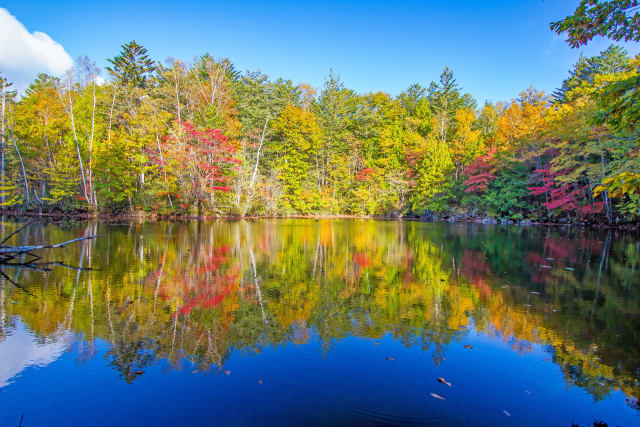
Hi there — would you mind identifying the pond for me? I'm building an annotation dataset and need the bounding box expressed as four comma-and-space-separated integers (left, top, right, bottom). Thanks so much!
0, 219, 638, 426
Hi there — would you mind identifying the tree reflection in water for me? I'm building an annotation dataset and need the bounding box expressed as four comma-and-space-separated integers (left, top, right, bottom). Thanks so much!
0, 219, 637, 404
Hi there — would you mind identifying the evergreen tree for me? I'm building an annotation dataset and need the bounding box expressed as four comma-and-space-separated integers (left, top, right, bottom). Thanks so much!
107, 40, 156, 88
314, 70, 360, 209
427, 67, 464, 116
398, 83, 426, 116
554, 45, 629, 103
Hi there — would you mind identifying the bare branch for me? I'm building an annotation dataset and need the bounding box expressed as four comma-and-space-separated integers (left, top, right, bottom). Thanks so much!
0, 235, 100, 254
0, 219, 37, 245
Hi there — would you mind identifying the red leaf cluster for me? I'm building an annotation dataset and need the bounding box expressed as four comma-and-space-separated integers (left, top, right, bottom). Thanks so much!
355, 167, 374, 182
528, 169, 604, 219
176, 121, 241, 195
353, 253, 371, 267
464, 151, 496, 193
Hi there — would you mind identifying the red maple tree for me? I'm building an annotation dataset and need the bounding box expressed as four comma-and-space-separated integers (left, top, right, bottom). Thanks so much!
528, 168, 604, 220
181, 121, 241, 195
464, 150, 497, 193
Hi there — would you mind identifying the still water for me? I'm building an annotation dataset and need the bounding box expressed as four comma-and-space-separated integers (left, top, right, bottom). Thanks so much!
0, 219, 638, 426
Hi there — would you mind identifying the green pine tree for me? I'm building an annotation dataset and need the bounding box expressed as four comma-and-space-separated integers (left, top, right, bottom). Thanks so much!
107, 40, 156, 88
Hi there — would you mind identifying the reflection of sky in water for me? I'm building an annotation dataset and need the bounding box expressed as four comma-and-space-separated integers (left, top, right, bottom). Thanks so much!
0, 319, 67, 388
0, 318, 636, 426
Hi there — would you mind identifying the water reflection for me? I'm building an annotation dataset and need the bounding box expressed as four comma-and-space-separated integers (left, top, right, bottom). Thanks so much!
0, 219, 638, 422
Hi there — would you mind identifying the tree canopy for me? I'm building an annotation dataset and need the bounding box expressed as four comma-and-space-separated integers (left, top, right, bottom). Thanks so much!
0, 19, 637, 225
551, 0, 640, 47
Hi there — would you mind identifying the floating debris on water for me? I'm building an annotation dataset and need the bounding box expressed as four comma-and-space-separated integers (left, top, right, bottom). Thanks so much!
385, 357, 395, 361
531, 291, 540, 295
503, 410, 511, 417
224, 370, 231, 375
437, 377, 452, 387
540, 265, 552, 269
430, 392, 445, 400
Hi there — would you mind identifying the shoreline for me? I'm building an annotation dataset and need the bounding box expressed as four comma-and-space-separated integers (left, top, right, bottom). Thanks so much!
1, 210, 638, 231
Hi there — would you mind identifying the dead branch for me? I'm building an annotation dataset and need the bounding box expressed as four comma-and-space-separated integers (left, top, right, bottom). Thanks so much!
0, 269, 33, 295
0, 219, 37, 245
0, 235, 100, 255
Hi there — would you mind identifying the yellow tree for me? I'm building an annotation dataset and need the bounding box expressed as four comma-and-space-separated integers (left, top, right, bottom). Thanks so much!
272, 105, 322, 213
14, 74, 68, 203
411, 136, 454, 213
450, 107, 484, 178
496, 87, 547, 153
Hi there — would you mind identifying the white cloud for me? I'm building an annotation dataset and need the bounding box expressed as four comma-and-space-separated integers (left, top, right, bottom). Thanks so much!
0, 7, 73, 91
0, 319, 68, 388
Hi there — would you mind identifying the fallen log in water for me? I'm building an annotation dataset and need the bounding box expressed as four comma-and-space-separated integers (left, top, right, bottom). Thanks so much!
0, 220, 99, 264
0, 235, 99, 254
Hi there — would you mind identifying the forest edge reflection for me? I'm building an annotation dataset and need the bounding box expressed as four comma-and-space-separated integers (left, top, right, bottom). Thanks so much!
0, 219, 637, 409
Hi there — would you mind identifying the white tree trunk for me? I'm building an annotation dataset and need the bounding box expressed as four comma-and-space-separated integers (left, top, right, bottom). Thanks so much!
57, 75, 90, 203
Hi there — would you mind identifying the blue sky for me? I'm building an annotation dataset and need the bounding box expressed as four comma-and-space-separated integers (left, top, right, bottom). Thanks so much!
0, 0, 638, 102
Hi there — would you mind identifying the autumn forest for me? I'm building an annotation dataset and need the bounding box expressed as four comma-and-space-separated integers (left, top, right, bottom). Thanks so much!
1, 2, 640, 424
0, 4, 639, 224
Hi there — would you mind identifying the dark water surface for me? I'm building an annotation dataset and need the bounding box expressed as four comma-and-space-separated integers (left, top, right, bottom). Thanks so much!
0, 219, 638, 426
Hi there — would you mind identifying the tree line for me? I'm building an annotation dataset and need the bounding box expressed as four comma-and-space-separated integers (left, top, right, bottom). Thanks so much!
0, 3, 638, 222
